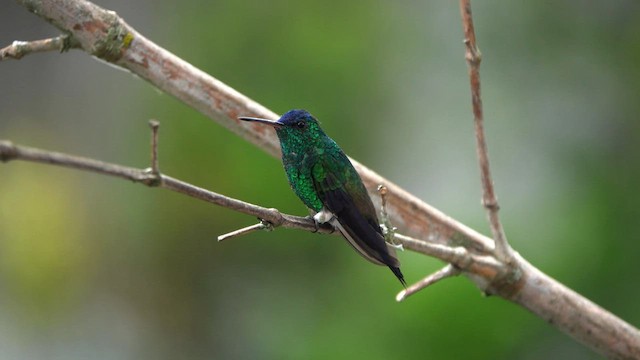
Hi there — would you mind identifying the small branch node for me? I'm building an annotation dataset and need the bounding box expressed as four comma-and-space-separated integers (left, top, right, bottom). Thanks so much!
452, 246, 472, 268
377, 184, 388, 199
482, 198, 500, 211
60, 34, 76, 53
259, 218, 275, 232
141, 167, 162, 187
149, 119, 160, 129
463, 39, 482, 65
0, 140, 17, 162
266, 208, 285, 227
396, 264, 461, 302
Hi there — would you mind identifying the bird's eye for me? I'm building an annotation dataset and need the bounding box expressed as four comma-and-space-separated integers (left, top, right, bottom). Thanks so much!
296, 121, 306, 129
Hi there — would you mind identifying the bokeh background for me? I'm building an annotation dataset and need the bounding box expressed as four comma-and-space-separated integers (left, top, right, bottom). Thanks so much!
1, 1, 639, 359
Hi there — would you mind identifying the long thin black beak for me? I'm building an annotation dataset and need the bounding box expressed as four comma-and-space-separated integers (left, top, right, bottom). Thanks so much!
238, 116, 283, 127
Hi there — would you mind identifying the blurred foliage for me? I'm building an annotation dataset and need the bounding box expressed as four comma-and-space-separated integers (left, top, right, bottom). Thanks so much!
1, 1, 640, 359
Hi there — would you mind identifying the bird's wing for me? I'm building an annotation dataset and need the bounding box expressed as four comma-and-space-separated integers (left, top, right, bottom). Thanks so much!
311, 153, 400, 268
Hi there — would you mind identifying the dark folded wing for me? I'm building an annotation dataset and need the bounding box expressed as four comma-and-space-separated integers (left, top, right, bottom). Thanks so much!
311, 155, 400, 268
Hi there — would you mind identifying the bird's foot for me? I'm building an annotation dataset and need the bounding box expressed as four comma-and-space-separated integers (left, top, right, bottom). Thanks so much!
306, 215, 321, 233
313, 209, 334, 224
381, 223, 404, 251
306, 209, 336, 234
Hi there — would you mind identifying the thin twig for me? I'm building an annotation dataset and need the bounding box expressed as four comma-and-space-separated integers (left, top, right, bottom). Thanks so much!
218, 221, 273, 242
396, 264, 461, 302
377, 184, 401, 249
149, 120, 160, 175
0, 140, 331, 235
458, 0, 512, 262
395, 233, 502, 279
0, 35, 78, 61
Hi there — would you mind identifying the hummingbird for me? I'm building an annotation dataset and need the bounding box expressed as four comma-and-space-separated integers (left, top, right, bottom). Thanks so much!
239, 109, 405, 286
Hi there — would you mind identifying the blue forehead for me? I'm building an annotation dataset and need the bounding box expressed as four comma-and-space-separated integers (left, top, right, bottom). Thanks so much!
278, 109, 315, 125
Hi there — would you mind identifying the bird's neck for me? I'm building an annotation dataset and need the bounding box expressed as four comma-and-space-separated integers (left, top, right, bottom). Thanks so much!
278, 133, 329, 159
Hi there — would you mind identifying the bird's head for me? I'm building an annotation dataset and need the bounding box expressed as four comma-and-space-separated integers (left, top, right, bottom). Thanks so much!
239, 109, 326, 152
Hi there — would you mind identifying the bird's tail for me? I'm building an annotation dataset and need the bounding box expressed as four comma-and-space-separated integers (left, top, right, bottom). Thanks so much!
388, 264, 406, 288
331, 218, 406, 287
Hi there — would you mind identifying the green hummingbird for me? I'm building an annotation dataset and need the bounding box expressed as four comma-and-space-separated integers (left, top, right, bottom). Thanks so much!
239, 109, 405, 286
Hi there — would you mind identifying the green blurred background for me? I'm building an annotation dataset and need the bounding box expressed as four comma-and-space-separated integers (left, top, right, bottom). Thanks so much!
1, 1, 639, 359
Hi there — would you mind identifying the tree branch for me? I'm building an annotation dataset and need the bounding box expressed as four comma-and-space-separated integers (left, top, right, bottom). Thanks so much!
0, 139, 332, 234
3, 135, 640, 358
218, 221, 274, 242
397, 264, 461, 302
0, 139, 491, 275
4, 1, 640, 358
459, 0, 513, 263
11, 0, 493, 255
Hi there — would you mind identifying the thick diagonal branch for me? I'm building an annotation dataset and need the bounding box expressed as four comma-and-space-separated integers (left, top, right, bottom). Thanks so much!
5, 1, 640, 358
12, 0, 492, 256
